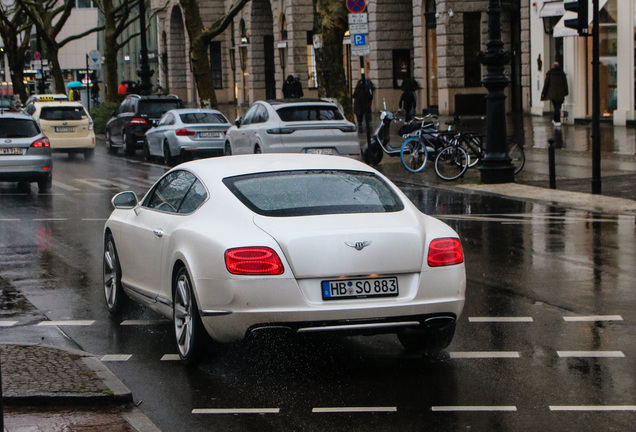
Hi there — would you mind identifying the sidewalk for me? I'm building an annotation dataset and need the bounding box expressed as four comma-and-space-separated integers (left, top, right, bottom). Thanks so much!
1, 343, 159, 432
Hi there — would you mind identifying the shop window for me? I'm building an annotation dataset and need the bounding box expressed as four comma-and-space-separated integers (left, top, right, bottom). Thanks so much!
209, 41, 223, 89
463, 12, 482, 87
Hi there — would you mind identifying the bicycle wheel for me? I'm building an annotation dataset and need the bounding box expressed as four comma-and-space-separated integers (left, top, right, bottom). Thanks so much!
508, 140, 525, 174
434, 144, 469, 181
463, 135, 483, 168
400, 138, 428, 173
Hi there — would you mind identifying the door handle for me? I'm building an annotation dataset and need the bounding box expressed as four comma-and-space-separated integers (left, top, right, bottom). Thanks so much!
153, 229, 164, 238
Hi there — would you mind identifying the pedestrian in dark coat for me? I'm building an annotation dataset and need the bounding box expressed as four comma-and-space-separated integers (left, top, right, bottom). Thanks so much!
353, 78, 374, 132
292, 75, 304, 98
541, 62, 568, 127
282, 75, 295, 98
399, 90, 416, 122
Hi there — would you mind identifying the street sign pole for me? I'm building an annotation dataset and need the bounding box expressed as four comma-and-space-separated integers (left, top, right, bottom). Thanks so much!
591, 0, 600, 194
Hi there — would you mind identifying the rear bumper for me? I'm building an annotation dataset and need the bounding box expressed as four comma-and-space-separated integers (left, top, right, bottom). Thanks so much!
50, 134, 95, 149
0, 156, 52, 182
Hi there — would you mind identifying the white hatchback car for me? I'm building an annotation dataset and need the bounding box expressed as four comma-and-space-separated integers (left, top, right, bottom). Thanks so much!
225, 99, 361, 159
104, 154, 465, 363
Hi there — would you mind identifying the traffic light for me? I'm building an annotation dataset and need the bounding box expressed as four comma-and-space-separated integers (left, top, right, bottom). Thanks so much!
564, 1, 589, 36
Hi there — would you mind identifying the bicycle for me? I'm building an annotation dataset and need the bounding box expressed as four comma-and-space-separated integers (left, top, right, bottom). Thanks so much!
398, 115, 449, 173
434, 140, 470, 181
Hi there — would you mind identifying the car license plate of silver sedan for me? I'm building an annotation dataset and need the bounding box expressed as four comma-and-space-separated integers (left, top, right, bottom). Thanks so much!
55, 126, 74, 133
0, 147, 23, 155
322, 276, 399, 300
199, 132, 220, 138
306, 148, 334, 155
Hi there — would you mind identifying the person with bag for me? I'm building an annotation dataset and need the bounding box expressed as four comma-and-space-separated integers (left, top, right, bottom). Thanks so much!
541, 61, 568, 127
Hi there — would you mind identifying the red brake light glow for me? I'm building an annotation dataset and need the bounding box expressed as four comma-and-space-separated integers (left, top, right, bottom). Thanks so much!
129, 117, 148, 126
225, 247, 284, 275
175, 128, 196, 136
31, 137, 50, 148
428, 238, 464, 267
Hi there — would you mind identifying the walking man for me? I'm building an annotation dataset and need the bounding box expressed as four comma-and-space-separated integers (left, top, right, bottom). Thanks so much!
541, 61, 568, 127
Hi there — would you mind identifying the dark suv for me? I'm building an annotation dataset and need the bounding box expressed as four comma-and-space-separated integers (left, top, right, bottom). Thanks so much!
105, 94, 184, 156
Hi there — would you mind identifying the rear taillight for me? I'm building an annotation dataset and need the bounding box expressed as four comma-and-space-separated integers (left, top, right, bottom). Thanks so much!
427, 238, 463, 267
129, 117, 148, 126
225, 247, 284, 275
31, 137, 50, 148
175, 128, 196, 136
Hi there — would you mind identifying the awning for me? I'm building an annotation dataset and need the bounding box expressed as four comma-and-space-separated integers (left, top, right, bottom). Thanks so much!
553, 0, 609, 38
539, 1, 564, 18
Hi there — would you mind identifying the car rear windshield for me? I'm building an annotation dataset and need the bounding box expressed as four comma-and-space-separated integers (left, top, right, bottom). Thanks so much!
223, 170, 404, 217
276, 105, 344, 122
0, 118, 40, 138
139, 101, 183, 116
179, 112, 228, 124
40, 106, 87, 121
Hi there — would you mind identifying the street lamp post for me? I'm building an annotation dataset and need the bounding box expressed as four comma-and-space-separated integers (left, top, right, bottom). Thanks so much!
137, 0, 153, 96
478, 0, 515, 184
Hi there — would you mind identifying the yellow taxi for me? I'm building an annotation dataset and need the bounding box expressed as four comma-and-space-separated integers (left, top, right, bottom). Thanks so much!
24, 100, 95, 160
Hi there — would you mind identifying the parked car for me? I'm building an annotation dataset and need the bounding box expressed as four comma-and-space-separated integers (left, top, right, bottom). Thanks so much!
103, 154, 465, 363
23, 100, 95, 160
0, 98, 18, 112
105, 94, 184, 156
0, 112, 52, 192
143, 108, 231, 166
224, 99, 360, 159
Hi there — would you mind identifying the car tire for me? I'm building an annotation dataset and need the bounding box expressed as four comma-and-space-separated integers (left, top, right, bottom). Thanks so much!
142, 139, 151, 162
254, 145, 261, 154
83, 148, 95, 161
103, 233, 130, 315
37, 174, 52, 193
224, 142, 232, 156
397, 321, 456, 354
123, 131, 135, 157
163, 141, 176, 166
173, 266, 207, 364
106, 129, 117, 154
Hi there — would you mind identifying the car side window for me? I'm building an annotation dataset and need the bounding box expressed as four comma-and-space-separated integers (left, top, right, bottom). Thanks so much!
143, 170, 197, 213
242, 105, 258, 125
179, 179, 207, 213
25, 105, 36, 116
254, 105, 269, 123
159, 113, 174, 126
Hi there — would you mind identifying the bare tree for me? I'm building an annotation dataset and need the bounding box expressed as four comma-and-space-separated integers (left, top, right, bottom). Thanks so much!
0, 1, 32, 102
178, 0, 250, 108
313, 0, 350, 116
16, 0, 104, 93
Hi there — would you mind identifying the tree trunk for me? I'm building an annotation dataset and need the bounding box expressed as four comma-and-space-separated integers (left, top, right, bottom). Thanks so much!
191, 36, 217, 108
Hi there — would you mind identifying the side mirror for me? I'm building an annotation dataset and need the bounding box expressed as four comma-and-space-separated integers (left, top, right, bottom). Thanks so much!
235, 117, 242, 128
111, 191, 138, 209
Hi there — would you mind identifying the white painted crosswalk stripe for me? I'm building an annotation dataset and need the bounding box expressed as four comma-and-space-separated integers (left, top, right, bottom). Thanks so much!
563, 315, 623, 322
0, 321, 18, 327
557, 351, 625, 358
550, 405, 636, 411
193, 408, 280, 414
120, 320, 169, 325
469, 317, 534, 323
161, 354, 181, 361
450, 351, 521, 359
101, 354, 132, 361
432, 406, 517, 412
37, 320, 95, 326
312, 407, 397, 413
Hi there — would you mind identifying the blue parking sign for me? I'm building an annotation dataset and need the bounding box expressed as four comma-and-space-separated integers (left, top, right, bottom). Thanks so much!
353, 34, 366, 46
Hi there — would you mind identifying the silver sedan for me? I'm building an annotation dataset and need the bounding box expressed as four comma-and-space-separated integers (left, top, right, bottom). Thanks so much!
143, 108, 231, 165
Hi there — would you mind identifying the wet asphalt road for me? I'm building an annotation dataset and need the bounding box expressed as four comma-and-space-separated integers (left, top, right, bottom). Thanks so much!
1, 142, 635, 431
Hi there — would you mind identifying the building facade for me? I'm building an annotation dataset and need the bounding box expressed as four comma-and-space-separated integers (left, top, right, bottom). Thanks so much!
151, 0, 530, 117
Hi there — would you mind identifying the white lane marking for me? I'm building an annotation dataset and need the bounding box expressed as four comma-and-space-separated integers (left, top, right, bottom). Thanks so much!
161, 354, 181, 361
116, 177, 156, 188
37, 320, 95, 326
550, 406, 636, 411
0, 218, 20, 221
193, 408, 280, 414
432, 406, 517, 412
32, 218, 68, 221
0, 321, 18, 327
312, 407, 397, 413
81, 218, 108, 221
450, 351, 521, 359
469, 317, 534, 323
121, 320, 169, 325
557, 351, 625, 358
563, 315, 623, 322
52, 180, 80, 191
101, 354, 132, 361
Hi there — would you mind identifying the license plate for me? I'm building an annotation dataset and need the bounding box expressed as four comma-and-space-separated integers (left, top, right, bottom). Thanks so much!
306, 148, 334, 155
55, 126, 74, 133
199, 132, 220, 138
322, 276, 399, 300
0, 147, 23, 155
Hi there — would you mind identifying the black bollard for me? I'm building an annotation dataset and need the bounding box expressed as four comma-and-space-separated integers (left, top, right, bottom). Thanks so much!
548, 138, 556, 189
